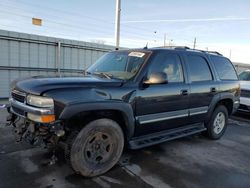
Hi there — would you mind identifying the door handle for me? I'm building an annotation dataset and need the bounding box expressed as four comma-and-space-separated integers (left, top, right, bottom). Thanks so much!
210, 87, 217, 93
181, 89, 189, 96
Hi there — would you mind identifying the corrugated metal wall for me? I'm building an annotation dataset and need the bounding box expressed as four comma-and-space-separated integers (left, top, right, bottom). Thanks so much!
0, 30, 115, 98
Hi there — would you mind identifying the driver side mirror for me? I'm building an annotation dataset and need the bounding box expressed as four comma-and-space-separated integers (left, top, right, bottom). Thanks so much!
143, 72, 168, 85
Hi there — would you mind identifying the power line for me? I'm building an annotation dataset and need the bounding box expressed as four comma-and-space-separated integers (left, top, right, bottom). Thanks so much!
0, 7, 163, 43
3, 0, 112, 23
0, 6, 113, 33
0, 23, 84, 40
0, 1, 198, 48
1, 0, 157, 34
0, 21, 195, 48
0, 10, 112, 35
0, 2, 113, 28
0, 3, 161, 42
0, 13, 161, 46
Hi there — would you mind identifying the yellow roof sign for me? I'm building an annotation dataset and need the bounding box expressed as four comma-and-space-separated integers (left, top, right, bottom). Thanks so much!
32, 18, 42, 26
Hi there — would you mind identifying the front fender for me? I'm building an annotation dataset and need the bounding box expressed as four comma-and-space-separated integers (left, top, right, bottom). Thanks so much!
59, 101, 135, 139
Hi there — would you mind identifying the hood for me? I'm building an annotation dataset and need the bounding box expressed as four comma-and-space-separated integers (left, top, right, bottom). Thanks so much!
240, 81, 250, 90
14, 75, 123, 95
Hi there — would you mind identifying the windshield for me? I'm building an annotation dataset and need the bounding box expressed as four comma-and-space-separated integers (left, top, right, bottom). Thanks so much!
86, 51, 149, 80
239, 71, 250, 81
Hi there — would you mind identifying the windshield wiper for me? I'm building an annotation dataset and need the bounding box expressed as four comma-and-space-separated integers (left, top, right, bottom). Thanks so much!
91, 72, 113, 79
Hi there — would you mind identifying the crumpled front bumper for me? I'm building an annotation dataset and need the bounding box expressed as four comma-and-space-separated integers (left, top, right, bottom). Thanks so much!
8, 98, 64, 147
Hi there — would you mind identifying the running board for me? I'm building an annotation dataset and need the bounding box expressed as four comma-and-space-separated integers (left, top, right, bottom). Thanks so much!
129, 123, 207, 149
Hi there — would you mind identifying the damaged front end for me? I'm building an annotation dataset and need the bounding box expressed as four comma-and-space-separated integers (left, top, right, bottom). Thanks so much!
7, 90, 65, 149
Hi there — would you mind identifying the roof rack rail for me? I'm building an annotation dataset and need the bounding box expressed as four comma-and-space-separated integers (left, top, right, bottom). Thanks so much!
155, 46, 222, 56
174, 46, 190, 50
157, 46, 190, 49
206, 51, 222, 56
194, 49, 222, 56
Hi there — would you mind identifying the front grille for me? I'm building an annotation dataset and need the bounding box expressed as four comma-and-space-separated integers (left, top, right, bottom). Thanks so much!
11, 90, 26, 103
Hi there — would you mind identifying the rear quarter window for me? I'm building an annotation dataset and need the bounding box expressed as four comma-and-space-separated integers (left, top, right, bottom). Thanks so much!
210, 56, 238, 80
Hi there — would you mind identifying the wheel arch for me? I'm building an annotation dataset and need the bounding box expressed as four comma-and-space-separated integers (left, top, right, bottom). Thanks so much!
206, 93, 234, 123
59, 101, 135, 140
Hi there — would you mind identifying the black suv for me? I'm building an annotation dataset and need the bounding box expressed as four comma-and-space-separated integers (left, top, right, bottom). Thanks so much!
8, 47, 240, 177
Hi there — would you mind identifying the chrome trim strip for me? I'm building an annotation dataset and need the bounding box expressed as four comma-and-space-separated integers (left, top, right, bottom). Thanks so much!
12, 89, 26, 97
136, 106, 209, 125
189, 106, 208, 116
140, 114, 188, 124
189, 110, 208, 116
234, 101, 240, 104
136, 109, 189, 124
10, 98, 54, 116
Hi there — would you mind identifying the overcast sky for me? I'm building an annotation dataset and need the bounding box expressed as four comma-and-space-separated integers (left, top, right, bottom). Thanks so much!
0, 0, 250, 64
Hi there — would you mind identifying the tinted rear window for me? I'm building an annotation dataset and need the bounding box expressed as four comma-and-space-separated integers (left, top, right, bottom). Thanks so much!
186, 55, 212, 82
210, 56, 238, 80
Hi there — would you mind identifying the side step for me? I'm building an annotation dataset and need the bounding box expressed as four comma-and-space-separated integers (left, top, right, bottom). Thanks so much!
129, 123, 207, 149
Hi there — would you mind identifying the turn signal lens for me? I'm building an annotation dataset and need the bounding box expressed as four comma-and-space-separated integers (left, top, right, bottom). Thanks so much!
27, 113, 55, 123
41, 115, 55, 123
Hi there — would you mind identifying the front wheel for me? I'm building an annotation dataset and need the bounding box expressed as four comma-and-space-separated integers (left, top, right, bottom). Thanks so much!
205, 105, 228, 140
70, 118, 124, 177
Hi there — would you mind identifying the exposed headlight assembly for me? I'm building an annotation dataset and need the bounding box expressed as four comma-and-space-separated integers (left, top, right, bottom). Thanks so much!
27, 95, 54, 108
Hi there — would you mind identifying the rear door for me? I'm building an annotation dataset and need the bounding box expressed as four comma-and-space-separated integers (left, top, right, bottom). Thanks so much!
184, 53, 219, 124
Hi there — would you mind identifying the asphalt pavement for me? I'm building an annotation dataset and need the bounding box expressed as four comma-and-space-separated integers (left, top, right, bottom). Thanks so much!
0, 108, 250, 188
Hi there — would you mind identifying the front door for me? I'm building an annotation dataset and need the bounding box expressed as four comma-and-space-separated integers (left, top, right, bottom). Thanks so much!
135, 52, 189, 136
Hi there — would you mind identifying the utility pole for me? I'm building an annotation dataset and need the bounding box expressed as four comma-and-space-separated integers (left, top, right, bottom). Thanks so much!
164, 33, 166, 47
115, 0, 121, 50
193, 37, 196, 49
57, 41, 61, 77
229, 49, 232, 59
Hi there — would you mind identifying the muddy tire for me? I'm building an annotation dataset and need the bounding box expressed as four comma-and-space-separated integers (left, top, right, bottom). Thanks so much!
205, 105, 228, 140
70, 118, 124, 177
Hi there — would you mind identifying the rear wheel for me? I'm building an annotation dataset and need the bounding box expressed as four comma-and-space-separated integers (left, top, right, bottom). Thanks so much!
205, 105, 228, 140
70, 118, 124, 177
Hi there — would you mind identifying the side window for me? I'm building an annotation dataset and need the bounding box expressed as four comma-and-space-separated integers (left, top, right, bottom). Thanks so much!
210, 56, 238, 80
186, 55, 212, 82
148, 53, 184, 83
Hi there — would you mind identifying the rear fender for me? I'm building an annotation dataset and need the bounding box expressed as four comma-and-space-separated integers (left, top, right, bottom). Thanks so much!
205, 93, 234, 123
